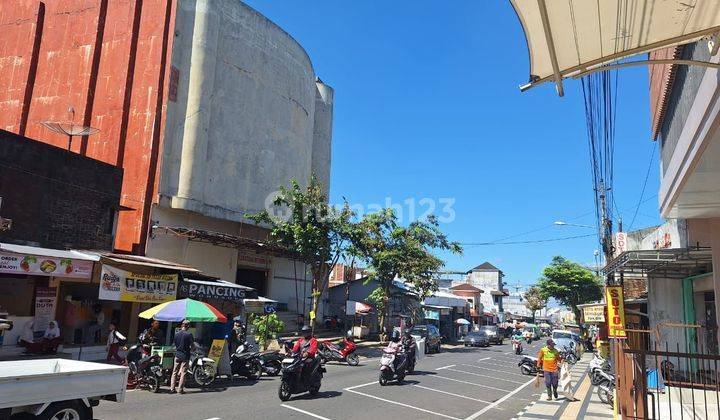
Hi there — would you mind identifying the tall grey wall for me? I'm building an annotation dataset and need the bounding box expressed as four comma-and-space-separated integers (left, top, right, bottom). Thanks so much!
160, 0, 333, 222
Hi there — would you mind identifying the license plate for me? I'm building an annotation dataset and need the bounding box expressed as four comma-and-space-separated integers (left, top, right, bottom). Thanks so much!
282, 358, 295, 364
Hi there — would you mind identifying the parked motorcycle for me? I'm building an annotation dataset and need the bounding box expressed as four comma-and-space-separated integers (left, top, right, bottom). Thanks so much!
595, 369, 615, 405
518, 355, 541, 376
560, 345, 578, 364
230, 342, 262, 380
258, 349, 284, 376
125, 343, 164, 393
318, 337, 359, 366
188, 344, 217, 387
278, 353, 325, 401
379, 346, 408, 386
588, 353, 611, 385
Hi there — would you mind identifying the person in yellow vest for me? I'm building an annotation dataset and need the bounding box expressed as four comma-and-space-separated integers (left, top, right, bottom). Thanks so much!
537, 338, 563, 400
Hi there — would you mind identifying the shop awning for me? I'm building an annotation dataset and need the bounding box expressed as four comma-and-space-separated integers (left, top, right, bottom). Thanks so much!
603, 247, 713, 279
100, 253, 201, 273
179, 278, 257, 301
510, 0, 720, 95
0, 243, 99, 261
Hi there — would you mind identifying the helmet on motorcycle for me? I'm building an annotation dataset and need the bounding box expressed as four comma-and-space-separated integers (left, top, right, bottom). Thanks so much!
391, 330, 401, 342
300, 325, 312, 339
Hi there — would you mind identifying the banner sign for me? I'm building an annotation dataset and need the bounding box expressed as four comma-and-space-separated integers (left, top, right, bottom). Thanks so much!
178, 281, 247, 301
583, 305, 606, 323
0, 252, 93, 278
99, 265, 178, 303
605, 286, 627, 338
208, 339, 226, 364
34, 287, 57, 332
424, 308, 440, 320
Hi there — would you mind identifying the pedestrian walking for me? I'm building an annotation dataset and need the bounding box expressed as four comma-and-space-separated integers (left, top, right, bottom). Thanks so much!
106, 322, 126, 364
537, 338, 563, 400
170, 319, 194, 394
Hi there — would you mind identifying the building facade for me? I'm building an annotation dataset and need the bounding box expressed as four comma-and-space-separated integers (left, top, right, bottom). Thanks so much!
0, 0, 333, 332
456, 262, 507, 318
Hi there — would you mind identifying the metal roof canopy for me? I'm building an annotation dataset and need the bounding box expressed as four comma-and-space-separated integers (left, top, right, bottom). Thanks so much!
510, 0, 720, 96
603, 247, 713, 279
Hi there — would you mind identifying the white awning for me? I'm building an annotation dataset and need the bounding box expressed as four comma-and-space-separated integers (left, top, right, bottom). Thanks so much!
511, 0, 720, 95
0, 243, 99, 261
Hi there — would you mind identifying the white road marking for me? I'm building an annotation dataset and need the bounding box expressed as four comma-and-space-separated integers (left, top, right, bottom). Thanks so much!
281, 404, 332, 420
442, 367, 527, 384
412, 384, 498, 406
345, 388, 461, 420
435, 364, 456, 370
459, 363, 528, 377
477, 357, 491, 362
344, 380, 378, 391
202, 418, 221, 420
464, 377, 536, 420
433, 375, 513, 392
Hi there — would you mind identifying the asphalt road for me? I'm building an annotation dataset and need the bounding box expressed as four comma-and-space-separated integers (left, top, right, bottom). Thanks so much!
95, 339, 546, 420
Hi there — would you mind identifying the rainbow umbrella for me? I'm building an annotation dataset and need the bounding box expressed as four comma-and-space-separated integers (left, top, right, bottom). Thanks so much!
139, 298, 227, 323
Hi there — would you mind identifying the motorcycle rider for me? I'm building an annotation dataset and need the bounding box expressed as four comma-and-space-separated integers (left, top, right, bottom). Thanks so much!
402, 329, 416, 368
292, 326, 319, 378
386, 330, 405, 370
511, 328, 524, 353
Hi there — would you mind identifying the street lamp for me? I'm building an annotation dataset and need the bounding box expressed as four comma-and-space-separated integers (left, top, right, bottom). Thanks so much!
553, 221, 596, 229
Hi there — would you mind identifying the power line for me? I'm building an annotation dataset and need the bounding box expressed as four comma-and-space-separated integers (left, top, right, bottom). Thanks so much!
628, 143, 657, 231
460, 233, 596, 246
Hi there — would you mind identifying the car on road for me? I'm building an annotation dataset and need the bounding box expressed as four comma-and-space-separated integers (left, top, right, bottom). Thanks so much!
552, 329, 585, 354
478, 325, 504, 345
463, 331, 490, 347
410, 324, 442, 354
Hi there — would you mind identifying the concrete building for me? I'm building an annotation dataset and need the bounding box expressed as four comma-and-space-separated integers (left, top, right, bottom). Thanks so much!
0, 1, 333, 333
456, 262, 508, 319
503, 292, 533, 320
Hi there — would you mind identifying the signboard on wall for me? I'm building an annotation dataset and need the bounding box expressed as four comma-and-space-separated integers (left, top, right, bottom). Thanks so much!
99, 265, 177, 303
0, 252, 93, 278
34, 287, 57, 332
178, 280, 248, 301
582, 305, 605, 323
605, 286, 627, 338
615, 232, 627, 255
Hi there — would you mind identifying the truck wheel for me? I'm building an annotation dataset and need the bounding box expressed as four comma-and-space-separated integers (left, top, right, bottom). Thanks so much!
38, 401, 89, 420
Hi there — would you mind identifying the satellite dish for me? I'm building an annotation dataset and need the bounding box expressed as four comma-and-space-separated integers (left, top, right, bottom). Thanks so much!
40, 106, 99, 151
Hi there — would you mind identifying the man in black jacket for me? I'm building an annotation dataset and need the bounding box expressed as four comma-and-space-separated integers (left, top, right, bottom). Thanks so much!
170, 320, 194, 394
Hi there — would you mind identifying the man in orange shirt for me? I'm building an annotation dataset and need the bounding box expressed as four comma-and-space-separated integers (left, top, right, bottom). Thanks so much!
537, 338, 563, 400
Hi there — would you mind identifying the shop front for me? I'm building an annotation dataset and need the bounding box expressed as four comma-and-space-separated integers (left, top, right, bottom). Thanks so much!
0, 243, 98, 357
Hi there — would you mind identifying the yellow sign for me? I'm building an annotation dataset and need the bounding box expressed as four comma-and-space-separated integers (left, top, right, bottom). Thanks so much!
100, 265, 178, 303
209, 339, 225, 364
605, 286, 626, 338
583, 305, 605, 323
309, 310, 316, 321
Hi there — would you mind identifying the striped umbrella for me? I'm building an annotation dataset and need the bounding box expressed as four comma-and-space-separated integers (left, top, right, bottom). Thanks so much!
138, 298, 227, 323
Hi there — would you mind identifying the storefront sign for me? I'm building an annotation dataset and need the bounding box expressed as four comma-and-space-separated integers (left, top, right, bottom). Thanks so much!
209, 339, 226, 364
99, 265, 177, 303
605, 286, 627, 338
178, 281, 246, 301
34, 287, 57, 332
615, 232, 627, 255
0, 252, 93, 278
424, 308, 440, 320
583, 305, 605, 323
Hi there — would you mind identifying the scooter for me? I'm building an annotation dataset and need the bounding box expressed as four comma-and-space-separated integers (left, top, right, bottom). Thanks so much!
258, 348, 284, 376
379, 345, 408, 386
230, 342, 262, 380
512, 338, 523, 355
188, 343, 217, 387
560, 345, 578, 364
595, 370, 615, 406
588, 353, 611, 385
318, 337, 359, 366
278, 353, 325, 401
125, 343, 165, 392
518, 355, 541, 376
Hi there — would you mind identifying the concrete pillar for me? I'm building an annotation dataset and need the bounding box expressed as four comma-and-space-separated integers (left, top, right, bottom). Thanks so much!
710, 218, 720, 348
176, 0, 220, 202
311, 80, 334, 193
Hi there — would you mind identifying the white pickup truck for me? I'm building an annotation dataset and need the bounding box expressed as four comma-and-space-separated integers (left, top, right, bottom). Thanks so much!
0, 359, 128, 420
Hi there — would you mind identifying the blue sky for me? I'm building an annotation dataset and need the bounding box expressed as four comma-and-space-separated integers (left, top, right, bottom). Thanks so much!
246, 0, 662, 287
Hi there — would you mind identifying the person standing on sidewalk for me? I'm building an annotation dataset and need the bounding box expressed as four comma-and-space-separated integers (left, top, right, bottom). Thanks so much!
170, 320, 194, 394
106, 322, 126, 364
537, 338, 563, 400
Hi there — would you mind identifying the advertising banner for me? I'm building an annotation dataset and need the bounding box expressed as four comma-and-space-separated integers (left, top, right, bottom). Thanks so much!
34, 287, 57, 332
178, 281, 248, 301
605, 286, 627, 338
99, 265, 178, 303
0, 252, 93, 278
583, 305, 606, 323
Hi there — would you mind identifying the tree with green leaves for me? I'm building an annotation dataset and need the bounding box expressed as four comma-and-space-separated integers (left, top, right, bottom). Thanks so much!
250, 313, 285, 350
349, 209, 461, 339
245, 176, 354, 330
537, 256, 603, 324
523, 286, 547, 323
